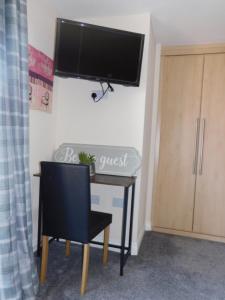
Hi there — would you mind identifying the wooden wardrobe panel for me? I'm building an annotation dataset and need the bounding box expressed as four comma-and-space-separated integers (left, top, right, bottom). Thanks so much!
153, 55, 204, 231
194, 53, 225, 237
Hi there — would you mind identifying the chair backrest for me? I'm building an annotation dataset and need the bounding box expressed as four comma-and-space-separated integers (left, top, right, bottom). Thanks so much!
40, 161, 91, 243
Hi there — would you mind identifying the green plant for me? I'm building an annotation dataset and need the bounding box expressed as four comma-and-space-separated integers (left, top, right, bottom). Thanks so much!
78, 152, 96, 165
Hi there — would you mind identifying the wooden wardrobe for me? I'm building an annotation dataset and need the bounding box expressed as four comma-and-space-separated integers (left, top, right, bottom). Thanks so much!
152, 45, 225, 242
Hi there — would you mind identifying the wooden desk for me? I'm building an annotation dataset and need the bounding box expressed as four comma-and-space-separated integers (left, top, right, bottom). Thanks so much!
34, 172, 136, 276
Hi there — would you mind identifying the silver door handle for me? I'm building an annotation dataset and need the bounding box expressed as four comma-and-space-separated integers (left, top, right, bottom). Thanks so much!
193, 118, 200, 175
199, 118, 206, 175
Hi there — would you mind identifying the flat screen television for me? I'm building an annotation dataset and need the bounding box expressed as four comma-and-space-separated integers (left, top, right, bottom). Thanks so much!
54, 18, 145, 86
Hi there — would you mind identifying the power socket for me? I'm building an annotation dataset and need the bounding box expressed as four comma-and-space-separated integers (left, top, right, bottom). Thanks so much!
91, 90, 107, 100
91, 194, 100, 205
112, 197, 123, 208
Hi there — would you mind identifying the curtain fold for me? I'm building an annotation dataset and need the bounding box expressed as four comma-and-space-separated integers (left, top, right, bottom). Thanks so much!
0, 0, 38, 299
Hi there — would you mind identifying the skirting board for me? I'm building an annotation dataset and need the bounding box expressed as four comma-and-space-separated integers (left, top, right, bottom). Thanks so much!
153, 227, 225, 244
145, 222, 151, 231
33, 235, 144, 256
33, 238, 124, 254
132, 228, 145, 255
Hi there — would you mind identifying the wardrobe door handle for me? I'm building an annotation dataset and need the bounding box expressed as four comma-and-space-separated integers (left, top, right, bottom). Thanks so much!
193, 118, 200, 175
199, 118, 206, 175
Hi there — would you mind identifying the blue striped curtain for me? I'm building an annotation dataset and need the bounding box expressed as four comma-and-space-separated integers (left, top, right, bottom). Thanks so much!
0, 0, 38, 299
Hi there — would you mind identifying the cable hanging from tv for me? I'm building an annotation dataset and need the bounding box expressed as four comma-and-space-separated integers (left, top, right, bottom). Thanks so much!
91, 82, 114, 103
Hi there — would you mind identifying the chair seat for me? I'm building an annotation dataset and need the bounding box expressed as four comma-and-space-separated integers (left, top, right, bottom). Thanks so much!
89, 211, 112, 241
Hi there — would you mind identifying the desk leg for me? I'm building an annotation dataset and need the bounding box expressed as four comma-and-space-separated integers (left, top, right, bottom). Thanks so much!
120, 187, 129, 276
37, 183, 42, 257
128, 183, 135, 251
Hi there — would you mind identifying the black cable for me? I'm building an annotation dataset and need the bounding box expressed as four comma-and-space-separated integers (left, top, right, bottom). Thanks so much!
92, 82, 111, 103
100, 81, 104, 94
108, 82, 114, 92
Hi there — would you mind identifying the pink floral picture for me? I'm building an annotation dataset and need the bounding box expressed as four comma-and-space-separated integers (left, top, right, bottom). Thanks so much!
28, 45, 54, 113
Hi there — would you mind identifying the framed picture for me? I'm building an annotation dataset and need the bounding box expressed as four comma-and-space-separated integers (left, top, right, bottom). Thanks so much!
28, 45, 54, 113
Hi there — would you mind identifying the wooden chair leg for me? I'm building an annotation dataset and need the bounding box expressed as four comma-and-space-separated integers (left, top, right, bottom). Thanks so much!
103, 225, 110, 265
80, 244, 90, 295
65, 240, 71, 257
40, 235, 49, 283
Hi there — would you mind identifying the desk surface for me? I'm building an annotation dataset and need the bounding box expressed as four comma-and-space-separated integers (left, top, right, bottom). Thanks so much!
33, 173, 136, 188
91, 174, 136, 187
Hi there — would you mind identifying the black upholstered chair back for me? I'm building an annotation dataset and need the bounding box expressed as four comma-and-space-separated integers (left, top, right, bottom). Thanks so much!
40, 161, 91, 243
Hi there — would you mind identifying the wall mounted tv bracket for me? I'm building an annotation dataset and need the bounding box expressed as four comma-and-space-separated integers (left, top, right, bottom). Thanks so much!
91, 82, 114, 103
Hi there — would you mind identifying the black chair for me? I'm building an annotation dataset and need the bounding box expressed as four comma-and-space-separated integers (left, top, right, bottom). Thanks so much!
39, 161, 112, 295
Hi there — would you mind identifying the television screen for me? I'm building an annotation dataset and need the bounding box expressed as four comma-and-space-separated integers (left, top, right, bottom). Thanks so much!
54, 18, 145, 86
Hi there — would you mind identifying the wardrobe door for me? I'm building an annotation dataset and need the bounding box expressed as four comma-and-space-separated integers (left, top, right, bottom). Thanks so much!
153, 55, 204, 231
194, 53, 225, 237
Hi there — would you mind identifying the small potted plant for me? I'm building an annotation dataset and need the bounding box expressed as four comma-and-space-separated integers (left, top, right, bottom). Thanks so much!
78, 152, 96, 176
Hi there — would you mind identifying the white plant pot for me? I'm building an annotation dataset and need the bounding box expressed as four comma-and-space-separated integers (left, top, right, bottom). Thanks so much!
89, 163, 95, 176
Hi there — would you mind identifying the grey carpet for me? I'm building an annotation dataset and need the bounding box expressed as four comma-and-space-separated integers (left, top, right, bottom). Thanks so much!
36, 232, 225, 300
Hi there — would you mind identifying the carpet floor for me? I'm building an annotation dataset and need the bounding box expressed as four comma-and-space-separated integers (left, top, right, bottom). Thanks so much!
36, 232, 225, 300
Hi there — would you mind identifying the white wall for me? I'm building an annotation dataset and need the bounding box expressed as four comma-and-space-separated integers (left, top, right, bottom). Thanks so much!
137, 20, 157, 241
54, 13, 151, 254
27, 0, 58, 248
27, 3, 158, 253
144, 44, 161, 230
